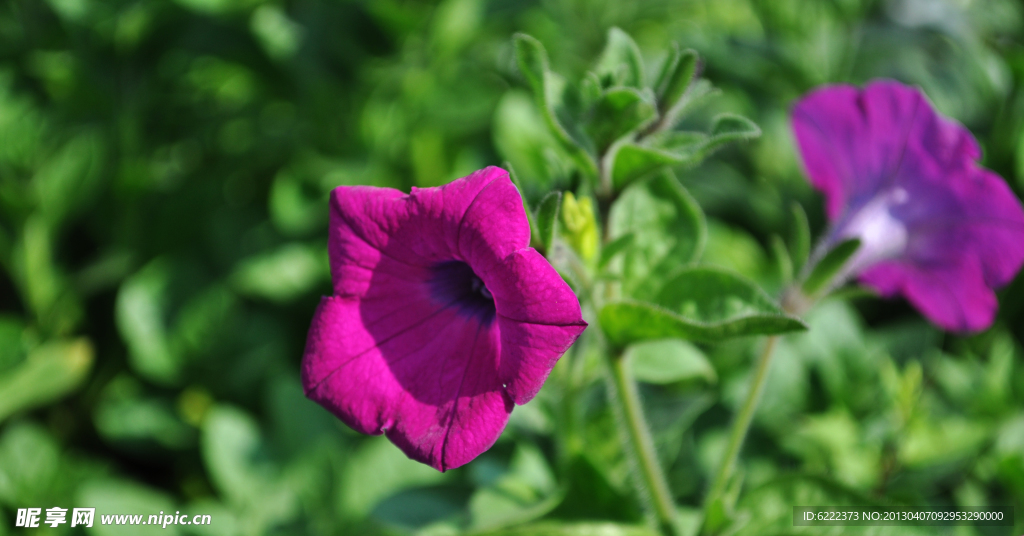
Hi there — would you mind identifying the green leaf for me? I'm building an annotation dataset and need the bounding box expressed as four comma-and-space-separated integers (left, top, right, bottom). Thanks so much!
801, 238, 860, 296
172, 284, 235, 354
548, 455, 641, 522
513, 33, 597, 178
77, 479, 179, 536
201, 405, 298, 527
269, 170, 326, 236
780, 409, 881, 489
0, 339, 93, 423
230, 242, 328, 302
495, 94, 572, 199
469, 443, 562, 531
899, 417, 989, 468
250, 5, 303, 60
513, 33, 547, 98
609, 141, 687, 190
93, 374, 193, 449
692, 113, 760, 160
626, 339, 716, 384
0, 316, 28, 374
702, 221, 769, 283
535, 191, 561, 252
654, 45, 700, 114
266, 375, 336, 457
174, 0, 263, 16
506, 162, 541, 247
607, 172, 705, 300
594, 27, 645, 88
730, 475, 933, 536
202, 405, 274, 502
609, 116, 757, 190
0, 422, 61, 506
340, 436, 447, 517
788, 202, 811, 273
579, 71, 602, 108
371, 486, 468, 531
597, 232, 633, 271
585, 87, 657, 153
19, 216, 64, 325
33, 130, 104, 227
599, 267, 806, 346
116, 260, 178, 384
658, 78, 720, 131
609, 131, 709, 190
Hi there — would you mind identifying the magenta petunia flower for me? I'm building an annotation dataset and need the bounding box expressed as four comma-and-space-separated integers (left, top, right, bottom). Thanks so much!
301, 166, 586, 471
792, 80, 1024, 332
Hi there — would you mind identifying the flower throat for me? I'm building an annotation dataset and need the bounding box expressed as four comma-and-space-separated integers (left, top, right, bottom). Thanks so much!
428, 261, 496, 323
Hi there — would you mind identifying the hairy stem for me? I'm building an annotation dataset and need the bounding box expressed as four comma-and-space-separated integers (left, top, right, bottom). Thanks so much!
702, 335, 779, 529
607, 351, 680, 536
594, 155, 677, 535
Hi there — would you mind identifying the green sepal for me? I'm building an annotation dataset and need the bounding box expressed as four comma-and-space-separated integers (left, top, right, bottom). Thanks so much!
801, 238, 861, 297
770, 234, 793, 284
789, 202, 811, 273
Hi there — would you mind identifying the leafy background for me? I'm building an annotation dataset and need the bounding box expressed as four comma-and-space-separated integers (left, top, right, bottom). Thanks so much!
1, 0, 1023, 534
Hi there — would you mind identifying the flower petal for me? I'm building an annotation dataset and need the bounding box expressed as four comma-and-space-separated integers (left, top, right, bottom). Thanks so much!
309, 166, 583, 470
302, 295, 512, 471
859, 258, 997, 332
794, 80, 1024, 332
455, 168, 533, 276
487, 249, 587, 404
896, 163, 1024, 291
329, 166, 530, 296
792, 80, 923, 219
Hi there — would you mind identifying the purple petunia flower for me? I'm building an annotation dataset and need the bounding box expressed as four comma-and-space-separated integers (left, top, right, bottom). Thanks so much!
792, 80, 1024, 332
301, 166, 587, 471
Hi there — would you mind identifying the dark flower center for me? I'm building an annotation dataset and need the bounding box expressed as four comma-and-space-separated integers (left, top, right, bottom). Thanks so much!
428, 261, 496, 323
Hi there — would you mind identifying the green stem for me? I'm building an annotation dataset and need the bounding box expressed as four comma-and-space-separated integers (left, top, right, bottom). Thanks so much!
593, 155, 675, 535
607, 351, 679, 536
702, 335, 779, 526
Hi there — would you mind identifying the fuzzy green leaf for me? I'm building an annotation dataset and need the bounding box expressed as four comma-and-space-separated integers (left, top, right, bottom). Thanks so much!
655, 45, 700, 114
607, 172, 705, 300
599, 267, 805, 346
585, 87, 657, 153
594, 27, 645, 88
626, 339, 716, 385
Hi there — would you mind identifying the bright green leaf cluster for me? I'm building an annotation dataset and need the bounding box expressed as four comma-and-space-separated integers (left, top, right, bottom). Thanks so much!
514, 29, 760, 194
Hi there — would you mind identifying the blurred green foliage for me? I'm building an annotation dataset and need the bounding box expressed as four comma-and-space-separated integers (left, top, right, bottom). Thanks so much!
1, 0, 1023, 535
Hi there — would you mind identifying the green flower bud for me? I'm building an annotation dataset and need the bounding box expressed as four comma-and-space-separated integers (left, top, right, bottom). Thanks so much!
560, 192, 599, 261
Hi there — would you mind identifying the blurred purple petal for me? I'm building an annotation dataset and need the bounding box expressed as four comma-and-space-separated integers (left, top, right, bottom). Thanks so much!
302, 166, 586, 471
793, 80, 1024, 332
